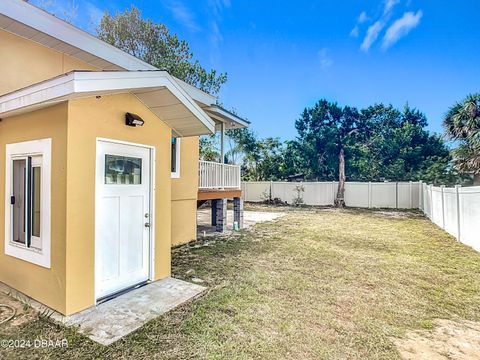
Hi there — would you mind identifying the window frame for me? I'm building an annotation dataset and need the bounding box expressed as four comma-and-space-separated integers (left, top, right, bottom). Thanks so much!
4, 138, 51, 268
171, 137, 181, 179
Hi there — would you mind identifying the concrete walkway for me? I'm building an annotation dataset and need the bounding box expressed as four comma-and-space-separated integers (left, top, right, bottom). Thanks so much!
63, 278, 205, 345
0, 278, 205, 346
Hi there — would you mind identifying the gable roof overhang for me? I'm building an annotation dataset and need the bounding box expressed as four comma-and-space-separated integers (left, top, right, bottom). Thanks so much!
0, 0, 249, 133
0, 71, 215, 137
204, 105, 250, 131
0, 0, 155, 71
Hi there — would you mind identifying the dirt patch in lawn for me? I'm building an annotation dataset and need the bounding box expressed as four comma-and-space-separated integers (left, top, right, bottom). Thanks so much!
0, 292, 37, 328
393, 319, 480, 359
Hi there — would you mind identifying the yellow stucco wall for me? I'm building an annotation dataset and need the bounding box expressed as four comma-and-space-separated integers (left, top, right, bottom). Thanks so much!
171, 137, 199, 246
0, 103, 68, 314
0, 29, 97, 95
65, 93, 172, 315
0, 27, 202, 314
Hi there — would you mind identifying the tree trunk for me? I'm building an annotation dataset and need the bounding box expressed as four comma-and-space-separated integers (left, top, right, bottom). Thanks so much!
474, 173, 480, 186
334, 148, 346, 207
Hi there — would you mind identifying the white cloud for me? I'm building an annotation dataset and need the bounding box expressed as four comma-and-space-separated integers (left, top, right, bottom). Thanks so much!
318, 48, 333, 69
85, 2, 103, 31
350, 25, 360, 38
357, 0, 408, 51
382, 10, 423, 49
361, 20, 385, 52
165, 1, 201, 32
350, 11, 368, 38
206, 0, 231, 65
208, 0, 231, 17
384, 0, 400, 15
358, 11, 368, 23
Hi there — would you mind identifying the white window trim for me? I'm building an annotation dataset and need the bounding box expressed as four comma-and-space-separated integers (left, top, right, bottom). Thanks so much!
171, 138, 181, 179
4, 138, 52, 268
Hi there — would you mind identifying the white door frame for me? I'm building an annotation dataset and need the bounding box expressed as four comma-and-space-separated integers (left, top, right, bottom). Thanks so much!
94, 137, 156, 303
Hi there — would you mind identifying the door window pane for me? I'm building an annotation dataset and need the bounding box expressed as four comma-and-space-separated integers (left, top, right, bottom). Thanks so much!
32, 166, 41, 237
105, 155, 142, 185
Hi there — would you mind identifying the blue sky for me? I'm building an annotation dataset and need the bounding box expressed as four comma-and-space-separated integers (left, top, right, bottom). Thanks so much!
33, 0, 480, 140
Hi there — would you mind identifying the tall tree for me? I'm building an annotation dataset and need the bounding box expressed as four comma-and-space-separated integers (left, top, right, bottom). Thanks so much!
349, 104, 450, 183
292, 101, 453, 195
97, 6, 227, 95
443, 94, 480, 185
294, 100, 362, 207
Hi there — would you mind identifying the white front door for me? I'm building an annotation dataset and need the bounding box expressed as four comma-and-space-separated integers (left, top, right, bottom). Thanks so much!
95, 140, 152, 300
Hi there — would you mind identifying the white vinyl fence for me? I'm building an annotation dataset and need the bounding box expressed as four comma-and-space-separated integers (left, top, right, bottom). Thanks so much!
241, 181, 480, 251
242, 181, 420, 208
419, 183, 480, 251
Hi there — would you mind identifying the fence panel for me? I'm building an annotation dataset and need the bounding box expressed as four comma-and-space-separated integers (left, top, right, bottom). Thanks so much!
303, 182, 336, 205
442, 187, 458, 238
371, 182, 397, 208
458, 187, 480, 250
431, 186, 444, 228
345, 182, 369, 207
243, 181, 479, 251
243, 181, 421, 208
241, 181, 271, 202
419, 184, 480, 252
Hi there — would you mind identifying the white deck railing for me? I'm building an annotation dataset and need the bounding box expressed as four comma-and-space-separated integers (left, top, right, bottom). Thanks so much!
199, 160, 241, 189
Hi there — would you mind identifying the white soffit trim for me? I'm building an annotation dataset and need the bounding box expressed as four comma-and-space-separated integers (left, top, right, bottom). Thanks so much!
205, 105, 250, 129
0, 0, 155, 71
0, 71, 215, 136
173, 77, 217, 107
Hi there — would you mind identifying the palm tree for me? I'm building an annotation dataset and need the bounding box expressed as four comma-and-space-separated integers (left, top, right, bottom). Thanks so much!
443, 94, 480, 185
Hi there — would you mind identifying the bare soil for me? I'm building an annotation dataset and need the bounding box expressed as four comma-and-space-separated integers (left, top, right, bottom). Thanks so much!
393, 319, 480, 359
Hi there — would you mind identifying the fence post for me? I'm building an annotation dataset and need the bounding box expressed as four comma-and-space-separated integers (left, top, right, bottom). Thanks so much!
429, 184, 433, 219
332, 181, 336, 205
418, 181, 423, 210
270, 180, 273, 201
409, 181, 412, 209
455, 184, 461, 241
368, 181, 372, 208
395, 182, 399, 209
440, 185, 445, 229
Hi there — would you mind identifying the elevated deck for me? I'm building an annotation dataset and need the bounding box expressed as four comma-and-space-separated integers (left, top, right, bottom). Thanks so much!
197, 160, 243, 231
198, 160, 241, 200
198, 188, 242, 201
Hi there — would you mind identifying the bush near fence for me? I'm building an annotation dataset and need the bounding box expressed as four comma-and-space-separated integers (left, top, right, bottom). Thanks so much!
242, 181, 480, 251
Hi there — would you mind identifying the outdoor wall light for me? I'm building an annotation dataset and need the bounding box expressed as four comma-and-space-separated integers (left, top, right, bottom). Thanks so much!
125, 112, 145, 127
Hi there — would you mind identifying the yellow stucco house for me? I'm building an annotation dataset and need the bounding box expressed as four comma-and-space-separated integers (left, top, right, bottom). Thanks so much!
0, 0, 247, 316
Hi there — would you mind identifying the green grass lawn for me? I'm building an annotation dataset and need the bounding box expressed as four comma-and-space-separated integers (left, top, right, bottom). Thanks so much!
2, 206, 480, 359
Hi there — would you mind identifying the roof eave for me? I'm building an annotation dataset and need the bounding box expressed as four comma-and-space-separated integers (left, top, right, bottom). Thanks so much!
0, 71, 216, 136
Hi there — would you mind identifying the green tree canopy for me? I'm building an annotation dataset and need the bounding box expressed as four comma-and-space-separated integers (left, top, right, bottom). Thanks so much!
97, 6, 227, 95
